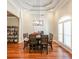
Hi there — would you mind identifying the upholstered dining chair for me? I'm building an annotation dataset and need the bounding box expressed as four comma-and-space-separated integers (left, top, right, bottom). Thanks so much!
23, 33, 29, 49
41, 35, 48, 54
48, 33, 53, 49
29, 34, 38, 53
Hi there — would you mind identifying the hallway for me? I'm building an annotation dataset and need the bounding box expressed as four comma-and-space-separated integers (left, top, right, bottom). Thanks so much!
8, 42, 72, 59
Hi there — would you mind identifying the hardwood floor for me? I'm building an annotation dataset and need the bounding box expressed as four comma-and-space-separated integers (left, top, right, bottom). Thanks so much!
7, 42, 72, 59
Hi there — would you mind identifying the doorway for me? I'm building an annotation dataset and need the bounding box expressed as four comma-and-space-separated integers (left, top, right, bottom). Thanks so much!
7, 11, 19, 43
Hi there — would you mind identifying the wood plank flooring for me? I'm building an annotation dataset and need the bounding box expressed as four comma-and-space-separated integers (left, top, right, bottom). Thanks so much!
7, 42, 72, 59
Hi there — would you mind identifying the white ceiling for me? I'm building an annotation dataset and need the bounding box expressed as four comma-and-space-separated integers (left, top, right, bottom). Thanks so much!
8, 0, 69, 12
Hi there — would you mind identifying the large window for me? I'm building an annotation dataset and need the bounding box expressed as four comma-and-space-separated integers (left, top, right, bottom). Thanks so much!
64, 21, 72, 48
58, 23, 63, 43
58, 16, 72, 49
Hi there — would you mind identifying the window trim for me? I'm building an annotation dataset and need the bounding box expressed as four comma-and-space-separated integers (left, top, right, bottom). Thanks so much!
58, 16, 72, 49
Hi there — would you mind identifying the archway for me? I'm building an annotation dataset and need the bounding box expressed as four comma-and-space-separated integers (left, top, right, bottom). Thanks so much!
7, 11, 19, 43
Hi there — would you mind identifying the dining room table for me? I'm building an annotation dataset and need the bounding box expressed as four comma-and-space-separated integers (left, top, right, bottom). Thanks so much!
29, 33, 49, 54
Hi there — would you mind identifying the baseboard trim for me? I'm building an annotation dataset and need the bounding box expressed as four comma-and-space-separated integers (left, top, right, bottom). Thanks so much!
53, 39, 72, 55
18, 40, 24, 43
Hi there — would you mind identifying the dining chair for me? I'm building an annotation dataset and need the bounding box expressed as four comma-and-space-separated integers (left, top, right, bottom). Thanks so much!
41, 35, 48, 54
48, 33, 53, 49
23, 33, 29, 49
40, 31, 44, 35
29, 34, 38, 53
23, 33, 29, 38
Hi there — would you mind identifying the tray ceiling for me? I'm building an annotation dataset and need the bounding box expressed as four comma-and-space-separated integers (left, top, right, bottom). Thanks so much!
8, 0, 68, 11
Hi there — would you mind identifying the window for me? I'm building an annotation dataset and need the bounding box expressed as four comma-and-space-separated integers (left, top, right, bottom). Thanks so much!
64, 21, 72, 48
58, 16, 72, 49
58, 23, 63, 43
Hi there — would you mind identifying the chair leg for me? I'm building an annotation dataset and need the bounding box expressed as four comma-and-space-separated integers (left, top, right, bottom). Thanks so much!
47, 46, 48, 54
42, 45, 48, 54
29, 45, 35, 53
23, 45, 25, 49
51, 44, 52, 49
29, 45, 31, 53
23, 42, 26, 49
41, 45, 43, 54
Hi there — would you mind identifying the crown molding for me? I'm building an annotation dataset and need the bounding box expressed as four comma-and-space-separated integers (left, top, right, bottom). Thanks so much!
7, 0, 70, 12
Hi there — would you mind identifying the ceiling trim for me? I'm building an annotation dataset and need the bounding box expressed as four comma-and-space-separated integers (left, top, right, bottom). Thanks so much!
21, 0, 61, 11
23, 0, 53, 7
7, 0, 69, 12
53, 0, 70, 12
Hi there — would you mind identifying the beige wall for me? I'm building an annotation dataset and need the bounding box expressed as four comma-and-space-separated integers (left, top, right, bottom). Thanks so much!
55, 0, 72, 18
46, 13, 54, 33
22, 11, 33, 34
7, 17, 19, 26
45, 13, 58, 40
54, 0, 72, 40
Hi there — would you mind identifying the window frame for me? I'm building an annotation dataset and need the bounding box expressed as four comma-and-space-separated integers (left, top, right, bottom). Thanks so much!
58, 16, 72, 49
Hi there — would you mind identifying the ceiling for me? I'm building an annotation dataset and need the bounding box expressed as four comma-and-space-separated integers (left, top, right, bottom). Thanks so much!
8, 0, 69, 12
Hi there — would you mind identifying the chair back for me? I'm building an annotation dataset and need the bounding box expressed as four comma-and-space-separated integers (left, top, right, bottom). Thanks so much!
23, 33, 28, 39
29, 34, 37, 44
41, 35, 48, 44
49, 33, 53, 41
